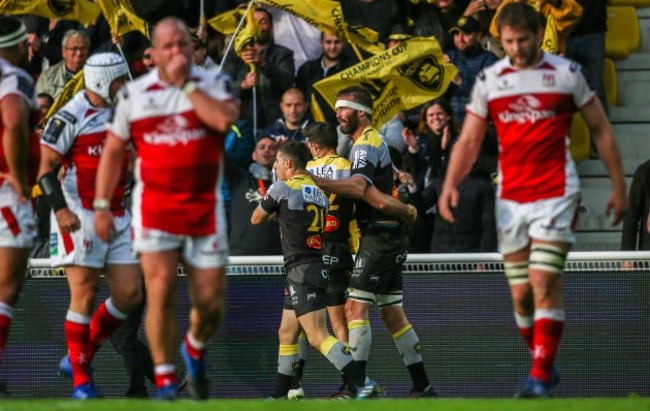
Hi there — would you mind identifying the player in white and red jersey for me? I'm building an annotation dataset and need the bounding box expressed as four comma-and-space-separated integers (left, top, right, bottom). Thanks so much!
438, 2, 627, 398
37, 52, 142, 400
94, 18, 239, 401
0, 16, 41, 397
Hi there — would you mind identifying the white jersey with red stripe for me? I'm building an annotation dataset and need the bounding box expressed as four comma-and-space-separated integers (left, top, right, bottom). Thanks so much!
0, 57, 40, 189
40, 91, 129, 215
107, 66, 235, 237
466, 53, 595, 203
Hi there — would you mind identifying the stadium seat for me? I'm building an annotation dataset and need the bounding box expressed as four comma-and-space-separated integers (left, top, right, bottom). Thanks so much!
605, 6, 641, 59
603, 58, 618, 106
608, 0, 650, 6
570, 113, 590, 164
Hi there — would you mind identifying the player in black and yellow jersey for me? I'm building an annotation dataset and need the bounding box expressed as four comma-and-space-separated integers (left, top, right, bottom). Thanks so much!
251, 141, 382, 400
311, 86, 436, 397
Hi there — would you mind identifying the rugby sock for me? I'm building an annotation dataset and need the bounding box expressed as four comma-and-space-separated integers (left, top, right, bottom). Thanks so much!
514, 312, 535, 352
184, 331, 207, 360
348, 319, 371, 374
530, 309, 564, 383
154, 363, 177, 388
320, 335, 364, 387
290, 333, 307, 390
65, 311, 91, 387
392, 324, 430, 391
274, 344, 299, 398
0, 303, 13, 358
88, 298, 127, 361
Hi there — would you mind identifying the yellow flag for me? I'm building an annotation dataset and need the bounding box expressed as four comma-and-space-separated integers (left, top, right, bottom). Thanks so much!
310, 93, 326, 122
314, 37, 458, 128
208, 8, 240, 35
233, 6, 261, 56
45, 70, 85, 122
96, 0, 149, 38
256, 0, 384, 56
541, 15, 558, 54
0, 0, 101, 27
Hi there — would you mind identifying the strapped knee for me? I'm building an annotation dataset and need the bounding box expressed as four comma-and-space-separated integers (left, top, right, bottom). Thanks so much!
529, 244, 567, 275
504, 261, 529, 286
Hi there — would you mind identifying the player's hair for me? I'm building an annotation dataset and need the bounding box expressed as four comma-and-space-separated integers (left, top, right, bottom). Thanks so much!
278, 141, 311, 170
302, 122, 338, 149
497, 2, 543, 35
336, 85, 374, 121
152, 17, 190, 47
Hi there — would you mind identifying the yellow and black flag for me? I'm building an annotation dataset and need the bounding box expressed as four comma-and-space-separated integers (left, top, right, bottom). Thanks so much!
0, 0, 101, 27
256, 0, 384, 56
541, 14, 558, 54
313, 37, 458, 128
44, 70, 84, 123
233, 5, 260, 57
96, 0, 149, 38
207, 7, 240, 35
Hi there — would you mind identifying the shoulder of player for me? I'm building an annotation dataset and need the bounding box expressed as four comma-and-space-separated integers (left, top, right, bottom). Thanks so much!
354, 126, 383, 147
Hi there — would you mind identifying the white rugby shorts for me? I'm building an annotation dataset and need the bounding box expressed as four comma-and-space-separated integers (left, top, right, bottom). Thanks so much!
0, 182, 34, 248
496, 193, 580, 255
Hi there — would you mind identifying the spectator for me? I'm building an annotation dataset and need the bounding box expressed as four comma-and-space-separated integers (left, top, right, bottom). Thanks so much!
36, 18, 82, 68
296, 32, 356, 125
463, 0, 504, 57
410, 0, 462, 51
36, 92, 53, 127
566, 0, 607, 113
221, 7, 294, 131
621, 160, 650, 251
190, 33, 217, 71
259, 88, 311, 143
36, 29, 90, 99
402, 99, 458, 252
340, 0, 406, 45
223, 136, 283, 257
445, 16, 499, 125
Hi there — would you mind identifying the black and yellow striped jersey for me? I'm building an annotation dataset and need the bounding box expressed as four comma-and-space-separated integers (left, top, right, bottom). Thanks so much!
260, 174, 329, 269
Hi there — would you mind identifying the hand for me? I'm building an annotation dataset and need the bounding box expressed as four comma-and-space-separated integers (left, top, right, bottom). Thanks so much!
441, 125, 451, 149
605, 189, 627, 226
163, 53, 191, 87
94, 210, 116, 243
111, 32, 124, 47
397, 171, 415, 187
464, 0, 486, 15
241, 71, 257, 90
406, 204, 418, 224
55, 208, 81, 233
1, 173, 28, 203
240, 48, 259, 65
437, 185, 459, 223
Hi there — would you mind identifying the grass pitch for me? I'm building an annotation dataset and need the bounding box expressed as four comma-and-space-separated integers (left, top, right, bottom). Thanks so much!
1, 398, 648, 411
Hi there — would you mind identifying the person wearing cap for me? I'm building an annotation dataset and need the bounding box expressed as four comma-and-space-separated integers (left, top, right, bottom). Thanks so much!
37, 52, 141, 400
311, 85, 435, 398
36, 29, 90, 100
0, 15, 41, 397
444, 15, 498, 125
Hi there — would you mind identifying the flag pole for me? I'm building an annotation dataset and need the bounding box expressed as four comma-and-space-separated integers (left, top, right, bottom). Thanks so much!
115, 43, 133, 81
217, 0, 256, 75
198, 0, 206, 38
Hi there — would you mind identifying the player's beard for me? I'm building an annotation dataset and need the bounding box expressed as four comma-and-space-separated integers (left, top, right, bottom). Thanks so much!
339, 112, 359, 135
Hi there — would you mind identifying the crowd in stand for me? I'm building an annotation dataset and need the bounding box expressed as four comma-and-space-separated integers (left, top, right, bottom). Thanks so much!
20, 0, 608, 256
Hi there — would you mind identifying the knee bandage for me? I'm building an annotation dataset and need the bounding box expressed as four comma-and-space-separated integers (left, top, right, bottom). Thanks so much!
529, 244, 567, 275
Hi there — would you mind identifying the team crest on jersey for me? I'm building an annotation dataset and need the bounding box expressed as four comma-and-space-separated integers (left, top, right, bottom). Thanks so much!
352, 149, 367, 169
324, 215, 340, 233
542, 73, 556, 87
397, 55, 444, 92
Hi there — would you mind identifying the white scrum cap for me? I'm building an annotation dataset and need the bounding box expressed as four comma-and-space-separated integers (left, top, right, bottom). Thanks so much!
84, 52, 129, 104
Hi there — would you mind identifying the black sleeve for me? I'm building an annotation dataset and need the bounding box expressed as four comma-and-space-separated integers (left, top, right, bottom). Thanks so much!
621, 161, 650, 250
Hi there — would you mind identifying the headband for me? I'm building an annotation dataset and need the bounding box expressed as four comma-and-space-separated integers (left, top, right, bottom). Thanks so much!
335, 99, 372, 114
0, 21, 27, 49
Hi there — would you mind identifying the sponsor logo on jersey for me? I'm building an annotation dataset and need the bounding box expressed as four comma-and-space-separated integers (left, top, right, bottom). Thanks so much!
87, 144, 103, 157
43, 118, 67, 144
352, 149, 367, 169
498, 95, 555, 124
310, 164, 335, 179
302, 185, 327, 208
306, 234, 322, 249
143, 115, 207, 146
542, 73, 556, 87
324, 215, 340, 232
